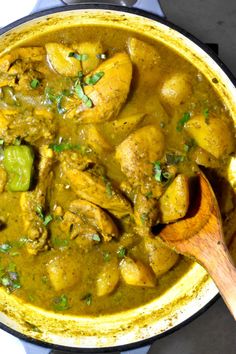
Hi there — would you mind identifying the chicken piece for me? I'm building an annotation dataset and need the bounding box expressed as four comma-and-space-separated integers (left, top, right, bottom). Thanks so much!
45, 43, 82, 76
158, 174, 189, 224
160, 73, 192, 106
62, 199, 118, 243
96, 258, 120, 296
134, 191, 159, 234
0, 47, 45, 73
0, 166, 7, 193
59, 149, 95, 172
60, 153, 132, 218
144, 236, 179, 277
20, 146, 54, 255
103, 113, 145, 144
0, 108, 56, 145
81, 125, 112, 154
116, 125, 165, 182
120, 256, 156, 287
72, 41, 104, 74
185, 115, 235, 158
69, 199, 118, 240
128, 37, 161, 89
47, 253, 80, 291
66, 170, 131, 218
66, 52, 132, 123
61, 210, 97, 250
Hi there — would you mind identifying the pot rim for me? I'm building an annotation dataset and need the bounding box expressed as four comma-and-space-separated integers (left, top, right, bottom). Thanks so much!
0, 3, 233, 352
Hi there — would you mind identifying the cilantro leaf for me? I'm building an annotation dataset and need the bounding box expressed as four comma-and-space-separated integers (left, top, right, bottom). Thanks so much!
75, 84, 93, 108
68, 52, 88, 61
85, 72, 104, 85
53, 294, 70, 311
30, 79, 40, 89
117, 247, 126, 258
176, 112, 191, 131
81, 293, 92, 306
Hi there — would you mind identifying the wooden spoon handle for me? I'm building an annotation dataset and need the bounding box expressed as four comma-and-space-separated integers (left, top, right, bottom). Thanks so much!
199, 241, 236, 320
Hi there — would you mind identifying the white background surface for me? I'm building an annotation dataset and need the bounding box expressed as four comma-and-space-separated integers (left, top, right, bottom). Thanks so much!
0, 0, 38, 28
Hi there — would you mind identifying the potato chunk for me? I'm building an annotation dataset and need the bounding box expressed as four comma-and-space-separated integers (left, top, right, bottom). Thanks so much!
73, 41, 104, 74
103, 113, 145, 144
47, 254, 80, 291
128, 37, 160, 88
45, 43, 82, 76
144, 237, 179, 277
160, 73, 192, 106
74, 52, 132, 123
120, 257, 156, 287
189, 146, 220, 168
185, 115, 235, 158
159, 174, 189, 223
96, 259, 120, 296
81, 125, 112, 154
116, 125, 165, 182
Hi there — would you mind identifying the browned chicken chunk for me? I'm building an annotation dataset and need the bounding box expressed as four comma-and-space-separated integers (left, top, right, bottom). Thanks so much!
61, 199, 119, 245
20, 146, 54, 255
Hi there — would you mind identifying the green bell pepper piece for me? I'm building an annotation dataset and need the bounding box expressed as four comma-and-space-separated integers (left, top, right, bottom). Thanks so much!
3, 145, 34, 192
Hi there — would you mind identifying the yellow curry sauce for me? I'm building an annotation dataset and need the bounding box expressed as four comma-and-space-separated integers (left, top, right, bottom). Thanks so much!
0, 26, 235, 316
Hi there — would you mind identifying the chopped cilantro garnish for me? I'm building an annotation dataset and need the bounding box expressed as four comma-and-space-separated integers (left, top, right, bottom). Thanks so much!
14, 137, 21, 146
36, 206, 53, 227
203, 108, 209, 124
92, 234, 101, 242
102, 176, 113, 197
145, 191, 153, 199
81, 293, 92, 306
117, 247, 126, 258
153, 161, 173, 183
176, 112, 191, 131
68, 52, 88, 61
0, 264, 21, 293
53, 294, 70, 311
0, 243, 12, 253
49, 142, 82, 153
85, 71, 104, 85
51, 236, 69, 248
183, 138, 196, 153
43, 214, 53, 226
153, 161, 163, 182
35, 205, 44, 219
75, 83, 93, 108
103, 251, 111, 262
140, 213, 148, 224
166, 153, 185, 165
30, 79, 40, 89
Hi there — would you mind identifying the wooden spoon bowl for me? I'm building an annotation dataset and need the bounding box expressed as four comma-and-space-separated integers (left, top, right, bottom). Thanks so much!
158, 172, 236, 319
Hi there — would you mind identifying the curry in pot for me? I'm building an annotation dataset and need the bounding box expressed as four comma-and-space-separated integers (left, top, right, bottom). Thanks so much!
0, 26, 235, 315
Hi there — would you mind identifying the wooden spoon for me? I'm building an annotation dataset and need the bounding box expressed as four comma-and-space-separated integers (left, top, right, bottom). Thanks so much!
158, 171, 236, 319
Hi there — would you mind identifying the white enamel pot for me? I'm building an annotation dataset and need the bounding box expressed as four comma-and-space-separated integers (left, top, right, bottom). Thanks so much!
0, 1, 235, 354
